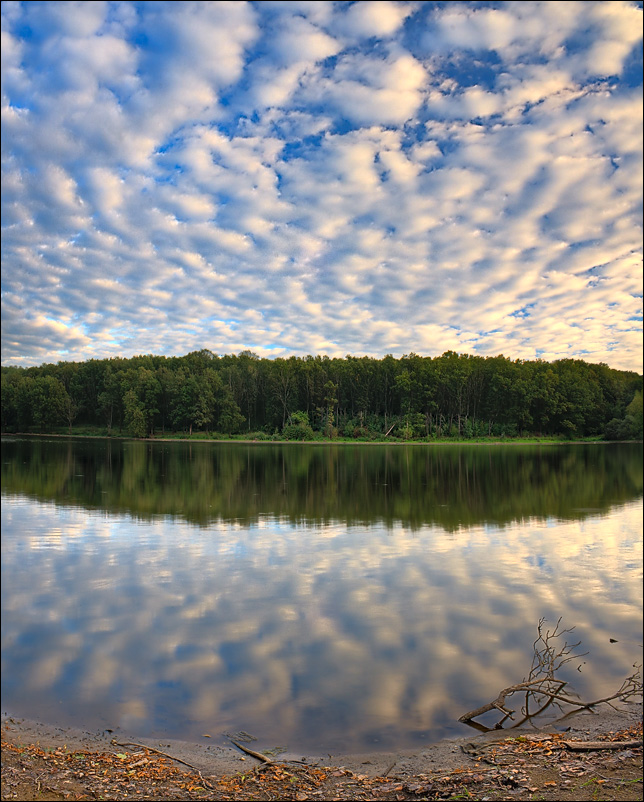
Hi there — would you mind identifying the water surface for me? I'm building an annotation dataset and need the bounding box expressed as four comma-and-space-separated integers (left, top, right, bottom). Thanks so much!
1, 438, 642, 753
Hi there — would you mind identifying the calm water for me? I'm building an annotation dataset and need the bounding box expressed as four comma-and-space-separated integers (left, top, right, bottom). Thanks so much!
1, 437, 642, 753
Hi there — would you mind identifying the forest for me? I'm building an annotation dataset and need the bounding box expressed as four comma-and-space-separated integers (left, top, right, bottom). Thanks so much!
1, 349, 642, 441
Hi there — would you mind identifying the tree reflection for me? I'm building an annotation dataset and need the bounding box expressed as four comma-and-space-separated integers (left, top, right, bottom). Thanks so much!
1, 439, 642, 531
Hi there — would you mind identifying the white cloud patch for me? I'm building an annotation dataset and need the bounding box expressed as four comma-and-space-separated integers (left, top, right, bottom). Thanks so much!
315, 51, 428, 126
1, 0, 642, 372
267, 14, 340, 66
333, 0, 413, 40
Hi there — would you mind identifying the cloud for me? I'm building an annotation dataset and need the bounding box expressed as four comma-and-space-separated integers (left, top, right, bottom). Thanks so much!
314, 50, 428, 127
22, 0, 108, 39
132, 1, 258, 90
422, 5, 522, 55
334, 0, 412, 41
572, 0, 643, 78
265, 14, 340, 66
1, 0, 642, 372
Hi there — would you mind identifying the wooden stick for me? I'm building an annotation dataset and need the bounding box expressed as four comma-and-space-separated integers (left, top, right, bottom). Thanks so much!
111, 739, 201, 771
230, 739, 274, 763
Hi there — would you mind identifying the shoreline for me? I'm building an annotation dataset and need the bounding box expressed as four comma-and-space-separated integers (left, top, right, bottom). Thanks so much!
3, 702, 642, 778
2, 705, 642, 801
3, 431, 635, 447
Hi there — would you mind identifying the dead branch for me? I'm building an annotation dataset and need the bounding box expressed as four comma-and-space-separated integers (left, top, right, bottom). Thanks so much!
458, 678, 564, 722
230, 739, 274, 764
458, 618, 643, 729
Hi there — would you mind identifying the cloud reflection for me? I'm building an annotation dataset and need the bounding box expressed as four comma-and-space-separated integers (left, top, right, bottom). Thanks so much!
1, 496, 642, 752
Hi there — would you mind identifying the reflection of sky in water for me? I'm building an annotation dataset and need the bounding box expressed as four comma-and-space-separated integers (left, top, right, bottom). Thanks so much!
1, 496, 642, 753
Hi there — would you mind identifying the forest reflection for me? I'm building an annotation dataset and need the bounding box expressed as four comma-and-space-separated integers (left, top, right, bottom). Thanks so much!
2, 438, 642, 530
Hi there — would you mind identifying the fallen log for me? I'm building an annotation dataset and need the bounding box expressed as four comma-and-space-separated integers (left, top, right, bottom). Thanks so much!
562, 739, 642, 751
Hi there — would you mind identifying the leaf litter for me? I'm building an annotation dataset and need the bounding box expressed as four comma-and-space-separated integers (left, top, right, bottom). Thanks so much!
2, 721, 642, 801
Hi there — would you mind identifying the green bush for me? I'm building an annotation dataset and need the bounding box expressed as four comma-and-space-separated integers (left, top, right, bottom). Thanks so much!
281, 411, 316, 440
246, 431, 271, 440
604, 416, 642, 440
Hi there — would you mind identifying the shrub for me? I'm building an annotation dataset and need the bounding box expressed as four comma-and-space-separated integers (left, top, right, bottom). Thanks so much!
282, 411, 315, 440
247, 431, 270, 440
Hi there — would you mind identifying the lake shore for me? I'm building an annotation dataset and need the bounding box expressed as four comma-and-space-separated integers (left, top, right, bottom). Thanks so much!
4, 429, 629, 446
2, 704, 642, 801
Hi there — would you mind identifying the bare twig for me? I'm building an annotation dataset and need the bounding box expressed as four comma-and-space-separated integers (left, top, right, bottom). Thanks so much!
110, 739, 201, 770
110, 738, 217, 789
458, 619, 643, 729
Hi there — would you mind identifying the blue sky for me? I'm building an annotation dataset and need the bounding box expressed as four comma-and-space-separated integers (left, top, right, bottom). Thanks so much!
1, 0, 642, 372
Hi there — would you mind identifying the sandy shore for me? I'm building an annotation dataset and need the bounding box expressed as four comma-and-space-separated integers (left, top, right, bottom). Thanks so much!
3, 704, 642, 801
3, 702, 642, 778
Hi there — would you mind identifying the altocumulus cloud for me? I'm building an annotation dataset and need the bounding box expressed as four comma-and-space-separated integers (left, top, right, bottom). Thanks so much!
1, 0, 642, 371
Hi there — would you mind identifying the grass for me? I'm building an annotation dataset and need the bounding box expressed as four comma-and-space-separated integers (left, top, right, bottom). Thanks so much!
4, 426, 609, 446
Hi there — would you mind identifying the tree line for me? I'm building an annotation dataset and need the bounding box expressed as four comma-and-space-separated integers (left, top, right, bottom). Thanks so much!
1, 349, 642, 441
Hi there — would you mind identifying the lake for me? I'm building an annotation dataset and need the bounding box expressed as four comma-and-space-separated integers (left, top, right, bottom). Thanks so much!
1, 437, 642, 754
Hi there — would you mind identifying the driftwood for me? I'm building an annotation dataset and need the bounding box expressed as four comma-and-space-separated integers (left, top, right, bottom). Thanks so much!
459, 618, 643, 729
562, 739, 642, 751
458, 678, 564, 723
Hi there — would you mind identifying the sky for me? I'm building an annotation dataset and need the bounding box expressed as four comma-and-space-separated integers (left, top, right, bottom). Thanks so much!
1, 1, 642, 373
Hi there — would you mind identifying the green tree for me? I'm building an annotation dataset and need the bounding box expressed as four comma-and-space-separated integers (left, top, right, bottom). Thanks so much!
606, 389, 644, 440
626, 389, 643, 419
271, 357, 297, 429
395, 368, 413, 438
323, 380, 338, 438
97, 366, 123, 433
123, 388, 147, 438
170, 370, 202, 435
16, 376, 69, 432
0, 369, 22, 431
